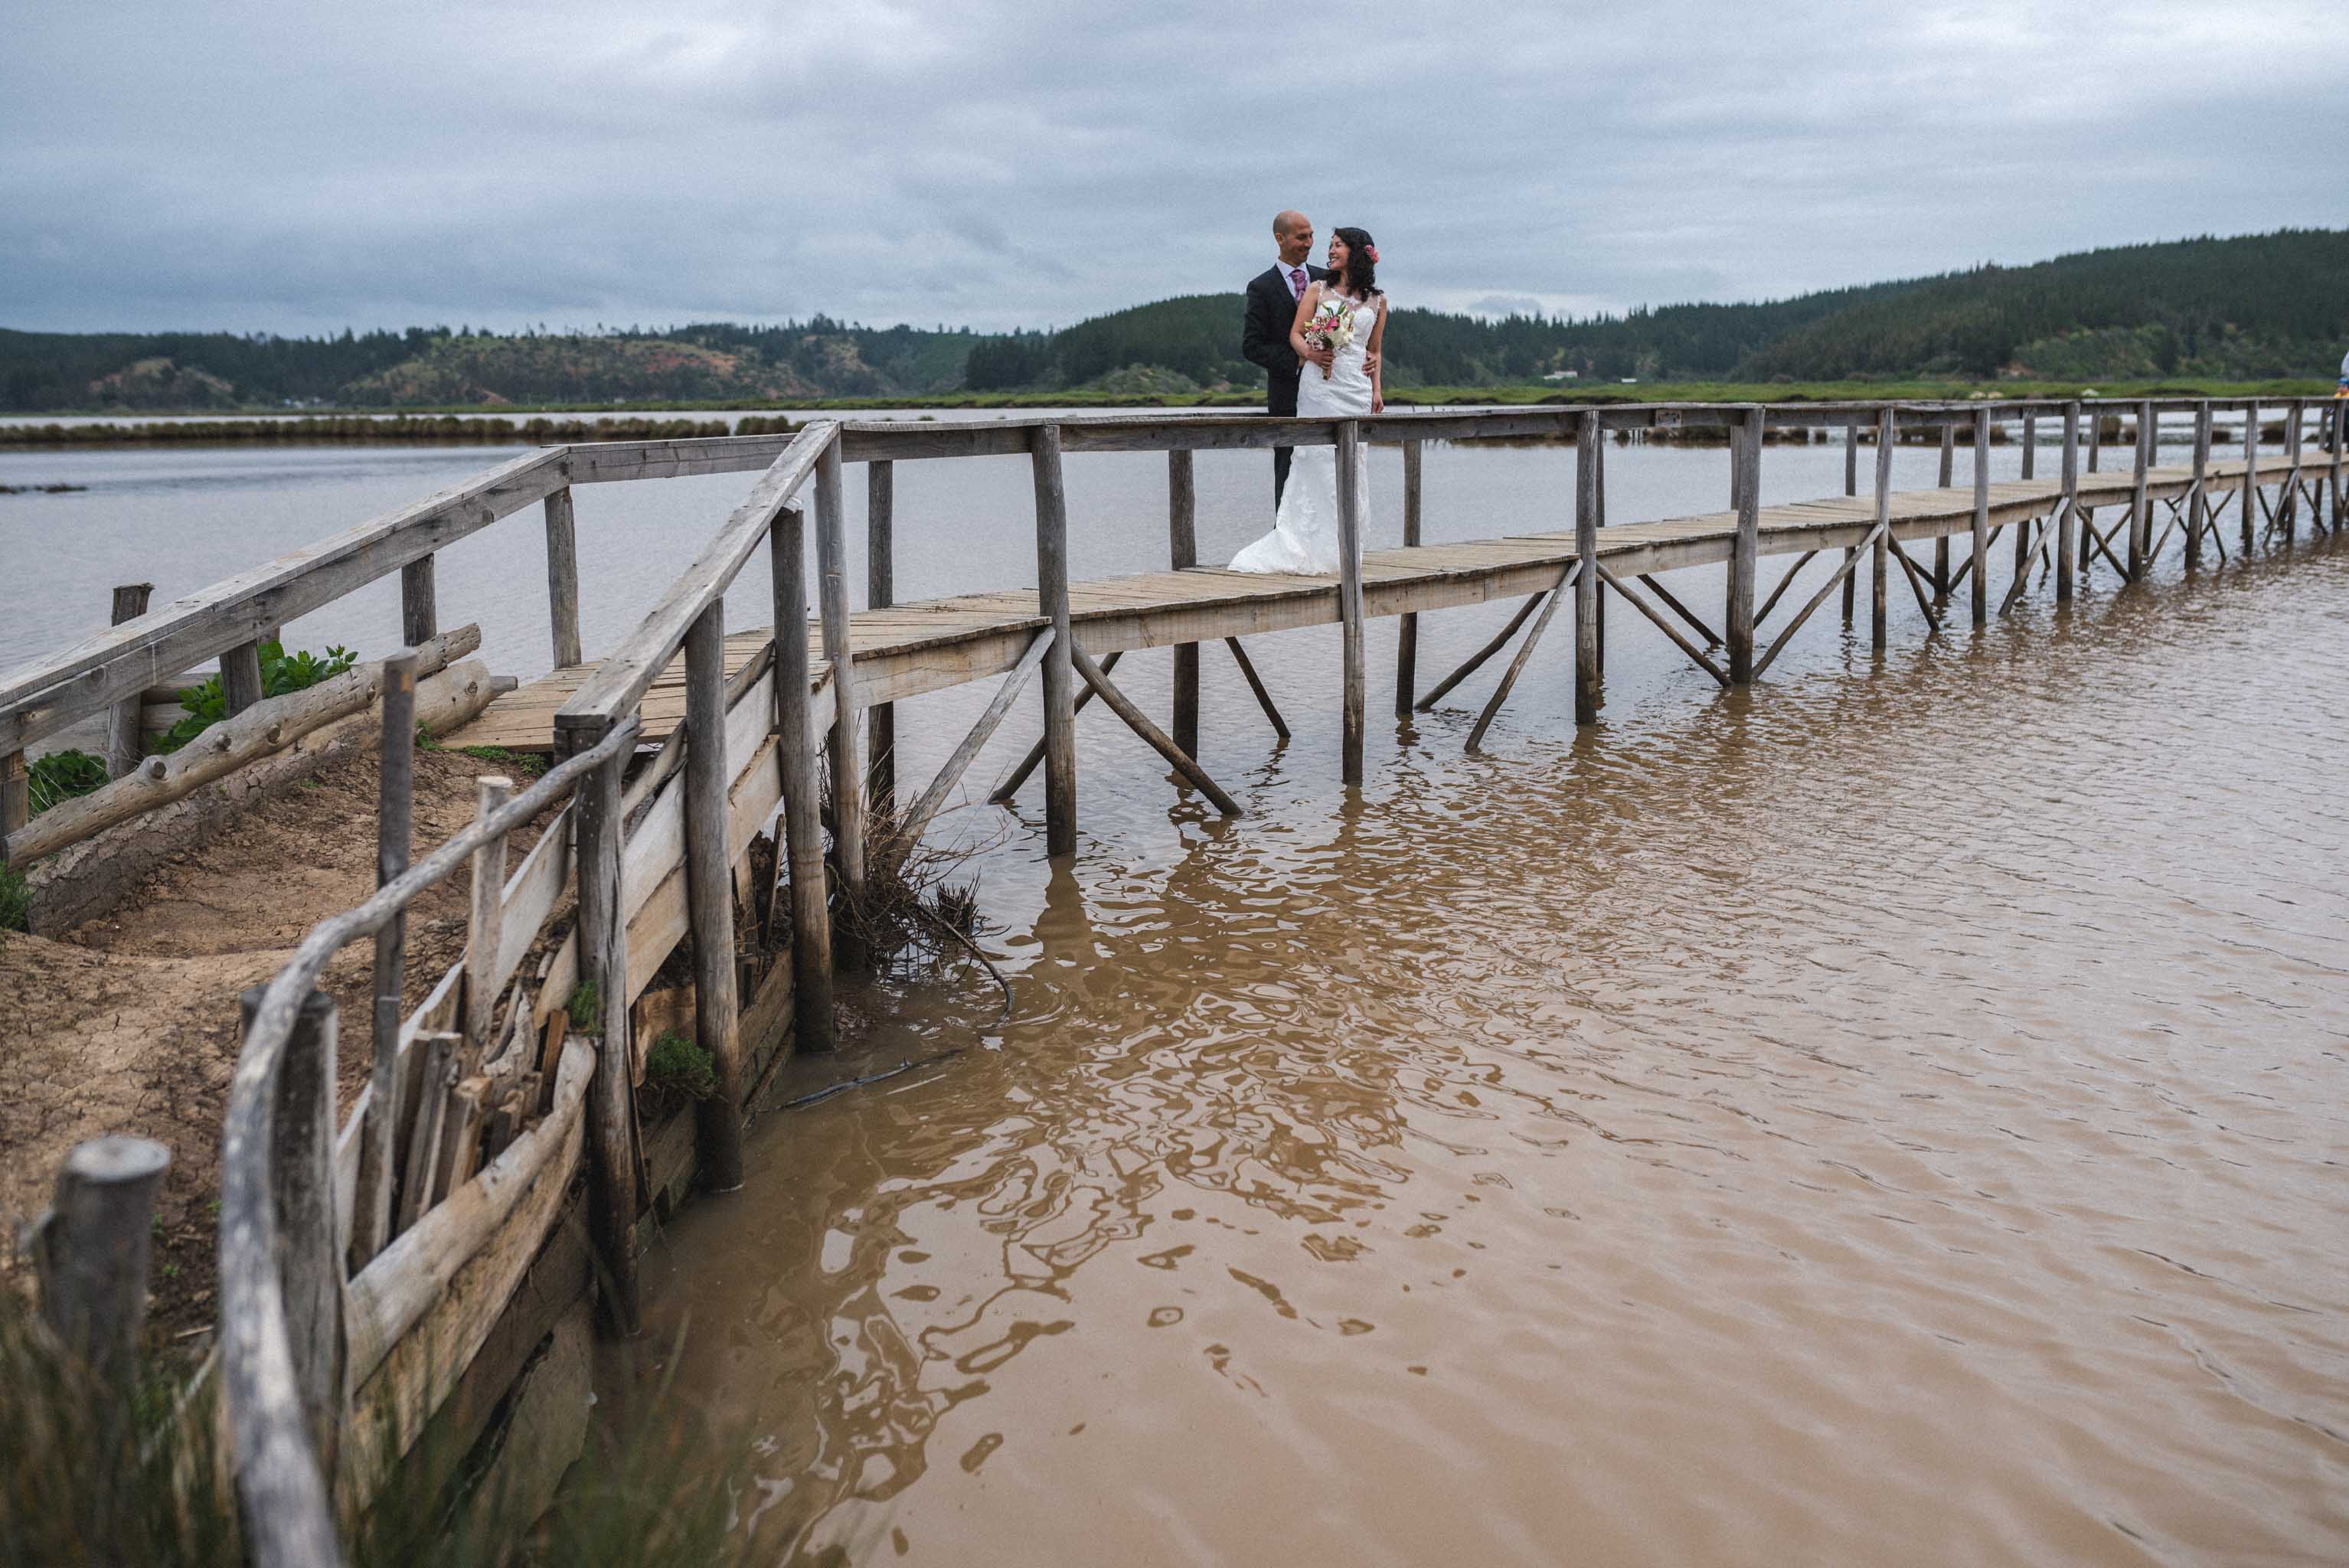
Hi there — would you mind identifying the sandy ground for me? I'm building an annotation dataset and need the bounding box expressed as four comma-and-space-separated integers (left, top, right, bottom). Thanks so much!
0, 741, 551, 1341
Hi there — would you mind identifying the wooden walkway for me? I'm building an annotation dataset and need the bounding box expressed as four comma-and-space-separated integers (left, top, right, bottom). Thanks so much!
447, 452, 2298, 752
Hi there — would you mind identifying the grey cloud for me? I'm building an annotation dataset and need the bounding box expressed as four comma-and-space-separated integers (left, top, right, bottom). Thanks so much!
2, 0, 2344, 335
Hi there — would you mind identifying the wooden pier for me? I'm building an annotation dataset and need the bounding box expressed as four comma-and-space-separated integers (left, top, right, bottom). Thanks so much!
4, 394, 2340, 1568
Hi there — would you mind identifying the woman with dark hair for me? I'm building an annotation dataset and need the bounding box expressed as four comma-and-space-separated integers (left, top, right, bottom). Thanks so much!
1230, 226, 1390, 573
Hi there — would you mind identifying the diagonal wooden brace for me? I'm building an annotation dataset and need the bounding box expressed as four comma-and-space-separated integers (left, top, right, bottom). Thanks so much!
1069, 641, 1242, 816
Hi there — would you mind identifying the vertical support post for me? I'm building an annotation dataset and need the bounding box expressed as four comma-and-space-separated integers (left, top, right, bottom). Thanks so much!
682, 600, 744, 1190
462, 774, 512, 1059
2022, 413, 2037, 482
2330, 396, 2345, 529
2013, 418, 2032, 580
1972, 407, 1991, 626
1031, 425, 1078, 855
352, 649, 416, 1269
31, 1135, 172, 1390
815, 436, 867, 909
1872, 408, 1894, 651
1396, 439, 1423, 717
0, 749, 23, 841
1727, 422, 1743, 512
1932, 422, 1955, 598
2128, 400, 2152, 579
2281, 399, 2305, 538
1573, 413, 1601, 724
1168, 449, 1201, 751
2056, 403, 2080, 603
400, 554, 437, 645
2187, 405, 2211, 571
1727, 406, 1762, 683
866, 459, 895, 811
1335, 420, 1366, 785
1593, 427, 1606, 676
238, 986, 345, 1475
570, 727, 639, 1335
221, 639, 265, 717
1842, 422, 1859, 623
103, 583, 154, 778
2242, 400, 2259, 553
770, 505, 836, 1052
544, 487, 583, 669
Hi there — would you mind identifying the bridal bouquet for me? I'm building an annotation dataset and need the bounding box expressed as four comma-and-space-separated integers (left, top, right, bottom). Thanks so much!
1302, 296, 1356, 377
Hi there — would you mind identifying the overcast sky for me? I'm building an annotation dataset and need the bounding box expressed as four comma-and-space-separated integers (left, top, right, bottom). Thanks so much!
5, 2, 2346, 338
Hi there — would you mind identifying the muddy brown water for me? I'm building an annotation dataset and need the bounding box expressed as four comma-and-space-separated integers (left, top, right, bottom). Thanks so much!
617, 528, 2349, 1564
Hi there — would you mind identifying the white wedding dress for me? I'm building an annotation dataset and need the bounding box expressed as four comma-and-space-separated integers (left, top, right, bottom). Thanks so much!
1230, 289, 1381, 574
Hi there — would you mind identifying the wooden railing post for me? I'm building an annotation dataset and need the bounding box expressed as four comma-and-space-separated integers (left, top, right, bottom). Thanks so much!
2330, 397, 2345, 530
0, 749, 23, 841
1335, 420, 1366, 783
2021, 413, 2037, 482
1934, 422, 1955, 597
1972, 407, 1991, 626
400, 554, 438, 645
1168, 449, 1200, 752
1842, 422, 1859, 625
2242, 400, 2259, 554
569, 730, 639, 1335
544, 487, 583, 669
769, 504, 835, 1052
2281, 399, 2305, 539
31, 1135, 171, 1390
1727, 405, 1762, 682
221, 639, 266, 717
1030, 425, 1078, 853
2057, 402, 2079, 602
103, 583, 154, 778
237, 986, 345, 1478
2128, 400, 2152, 579
682, 599, 744, 1189
351, 650, 416, 1269
1573, 413, 1601, 723
2187, 404, 2211, 571
462, 774, 512, 1057
2012, 416, 2032, 580
1395, 438, 1423, 716
1871, 408, 1894, 651
867, 459, 896, 811
814, 437, 868, 916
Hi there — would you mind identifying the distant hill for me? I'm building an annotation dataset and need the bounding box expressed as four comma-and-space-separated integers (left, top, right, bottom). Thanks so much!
3, 228, 2343, 411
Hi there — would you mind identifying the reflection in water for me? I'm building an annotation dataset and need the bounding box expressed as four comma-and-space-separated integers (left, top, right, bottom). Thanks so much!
626, 537, 2349, 1566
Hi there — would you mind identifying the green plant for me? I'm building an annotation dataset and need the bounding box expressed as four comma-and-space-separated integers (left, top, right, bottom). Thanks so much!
642, 1032, 717, 1102
152, 639, 358, 754
564, 978, 600, 1024
0, 864, 29, 934
27, 750, 109, 815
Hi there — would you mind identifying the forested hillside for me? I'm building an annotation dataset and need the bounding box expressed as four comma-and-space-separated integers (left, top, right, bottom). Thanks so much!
4, 229, 2341, 411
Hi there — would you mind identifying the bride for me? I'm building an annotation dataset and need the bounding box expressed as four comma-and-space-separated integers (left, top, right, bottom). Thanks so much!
1230, 227, 1387, 574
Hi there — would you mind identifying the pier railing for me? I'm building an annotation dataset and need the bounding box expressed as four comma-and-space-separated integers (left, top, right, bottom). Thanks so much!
190, 392, 2342, 1563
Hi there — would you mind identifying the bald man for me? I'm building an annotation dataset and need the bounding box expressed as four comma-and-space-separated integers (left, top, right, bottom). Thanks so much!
1242, 210, 1333, 505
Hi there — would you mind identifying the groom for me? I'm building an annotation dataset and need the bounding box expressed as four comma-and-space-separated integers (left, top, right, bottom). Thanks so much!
1242, 210, 1335, 506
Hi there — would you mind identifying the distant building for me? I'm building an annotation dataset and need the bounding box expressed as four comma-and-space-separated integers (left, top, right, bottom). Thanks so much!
1542, 370, 1580, 382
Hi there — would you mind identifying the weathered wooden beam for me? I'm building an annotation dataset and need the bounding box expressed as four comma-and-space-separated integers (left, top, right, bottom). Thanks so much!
5, 627, 481, 867
543, 486, 583, 670
909, 631, 1051, 840
2186, 406, 2211, 570
993, 648, 1123, 802
1972, 407, 1991, 626
1871, 408, 1894, 651
570, 730, 639, 1335
814, 437, 867, 919
1031, 425, 1078, 854
221, 638, 265, 718
462, 775, 513, 1063
1416, 592, 1547, 711
1335, 420, 1366, 786
353, 649, 415, 1269
1069, 641, 1241, 816
1598, 563, 1731, 686
681, 600, 744, 1189
1726, 405, 1763, 682
1396, 439, 1423, 720
769, 505, 835, 1054
1934, 424, 1955, 599
2241, 401, 2259, 553
1754, 550, 1819, 629
1755, 520, 1884, 678
2127, 400, 2152, 578
1168, 449, 1200, 753
30, 1135, 172, 1388
1468, 562, 1578, 752
867, 459, 895, 812
1223, 639, 1289, 740
1638, 574, 1722, 648
401, 554, 438, 645
1573, 414, 1601, 724
2281, 400, 2305, 538
102, 583, 154, 779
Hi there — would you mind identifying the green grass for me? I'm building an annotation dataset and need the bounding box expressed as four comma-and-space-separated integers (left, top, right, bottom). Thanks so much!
452, 745, 547, 779
27, 749, 109, 814
642, 1031, 717, 1102
564, 978, 600, 1025
0, 864, 30, 934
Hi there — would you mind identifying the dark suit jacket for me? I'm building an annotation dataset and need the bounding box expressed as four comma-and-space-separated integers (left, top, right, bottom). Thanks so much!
1242, 263, 1331, 416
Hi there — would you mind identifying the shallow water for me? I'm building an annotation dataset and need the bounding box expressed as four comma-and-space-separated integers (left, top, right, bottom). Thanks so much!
618, 496, 2349, 1561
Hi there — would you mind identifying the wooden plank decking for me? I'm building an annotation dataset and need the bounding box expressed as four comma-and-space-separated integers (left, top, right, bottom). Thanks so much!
446, 452, 2304, 753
